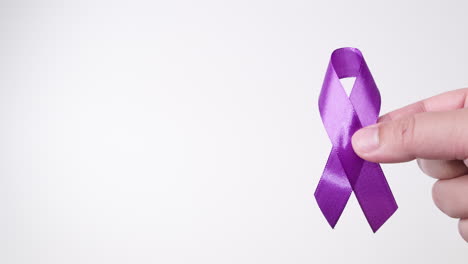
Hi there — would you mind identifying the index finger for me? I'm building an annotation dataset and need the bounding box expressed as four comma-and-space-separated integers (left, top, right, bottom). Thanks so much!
379, 88, 468, 122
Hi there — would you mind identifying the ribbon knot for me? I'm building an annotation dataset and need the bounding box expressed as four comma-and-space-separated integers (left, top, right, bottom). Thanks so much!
314, 47, 398, 232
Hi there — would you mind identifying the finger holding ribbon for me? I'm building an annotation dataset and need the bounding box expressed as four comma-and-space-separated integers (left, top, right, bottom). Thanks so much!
353, 88, 468, 242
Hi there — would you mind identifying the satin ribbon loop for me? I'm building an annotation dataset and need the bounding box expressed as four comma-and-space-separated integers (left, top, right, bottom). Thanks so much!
314, 47, 397, 232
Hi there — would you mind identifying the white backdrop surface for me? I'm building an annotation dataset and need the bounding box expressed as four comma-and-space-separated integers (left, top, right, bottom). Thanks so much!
0, 1, 467, 263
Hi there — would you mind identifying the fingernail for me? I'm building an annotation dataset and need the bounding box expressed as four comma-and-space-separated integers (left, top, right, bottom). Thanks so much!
353, 125, 380, 153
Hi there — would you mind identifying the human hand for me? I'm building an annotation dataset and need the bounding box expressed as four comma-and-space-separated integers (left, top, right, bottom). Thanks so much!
351, 88, 468, 242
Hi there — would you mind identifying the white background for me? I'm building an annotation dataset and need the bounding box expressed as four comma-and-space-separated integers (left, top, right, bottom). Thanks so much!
0, 0, 467, 263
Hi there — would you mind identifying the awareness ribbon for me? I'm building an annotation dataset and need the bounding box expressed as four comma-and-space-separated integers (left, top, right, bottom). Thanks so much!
315, 47, 398, 232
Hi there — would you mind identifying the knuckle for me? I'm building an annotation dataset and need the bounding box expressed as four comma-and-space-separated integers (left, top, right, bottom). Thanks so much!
396, 115, 417, 152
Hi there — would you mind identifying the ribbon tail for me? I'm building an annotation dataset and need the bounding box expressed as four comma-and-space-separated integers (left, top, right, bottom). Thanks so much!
354, 161, 398, 232
315, 149, 352, 228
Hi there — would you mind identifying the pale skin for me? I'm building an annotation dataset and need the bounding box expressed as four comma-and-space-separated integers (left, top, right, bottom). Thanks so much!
351, 88, 468, 242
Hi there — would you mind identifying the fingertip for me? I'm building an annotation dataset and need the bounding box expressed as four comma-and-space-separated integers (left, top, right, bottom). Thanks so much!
458, 219, 468, 243
351, 130, 361, 154
351, 125, 380, 156
431, 180, 458, 218
352, 129, 372, 160
352, 128, 381, 164
352, 120, 416, 164
432, 177, 468, 219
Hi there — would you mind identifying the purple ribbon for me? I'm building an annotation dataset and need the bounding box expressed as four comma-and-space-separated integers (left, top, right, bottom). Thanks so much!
315, 47, 398, 232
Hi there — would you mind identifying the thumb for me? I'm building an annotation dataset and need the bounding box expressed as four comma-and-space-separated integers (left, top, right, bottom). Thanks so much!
352, 108, 468, 163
